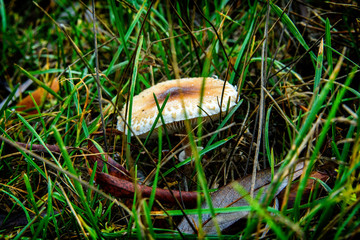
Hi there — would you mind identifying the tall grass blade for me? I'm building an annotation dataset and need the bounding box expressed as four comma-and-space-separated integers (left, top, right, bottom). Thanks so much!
270, 3, 316, 63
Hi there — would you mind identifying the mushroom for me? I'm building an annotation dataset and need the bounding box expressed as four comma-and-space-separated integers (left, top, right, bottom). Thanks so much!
117, 77, 238, 162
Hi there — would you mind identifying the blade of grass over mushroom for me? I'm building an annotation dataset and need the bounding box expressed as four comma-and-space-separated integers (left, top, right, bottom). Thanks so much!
125, 35, 143, 168
143, 93, 172, 147
145, 93, 173, 150
197, 77, 208, 147
206, 99, 242, 148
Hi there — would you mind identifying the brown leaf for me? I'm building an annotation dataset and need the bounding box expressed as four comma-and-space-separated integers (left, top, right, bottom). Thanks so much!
16, 78, 59, 114
1, 141, 62, 155
87, 141, 131, 181
95, 171, 198, 207
279, 171, 331, 209
177, 162, 304, 234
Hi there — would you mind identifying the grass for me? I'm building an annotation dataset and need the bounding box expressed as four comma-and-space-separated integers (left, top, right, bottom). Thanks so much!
1, 0, 360, 239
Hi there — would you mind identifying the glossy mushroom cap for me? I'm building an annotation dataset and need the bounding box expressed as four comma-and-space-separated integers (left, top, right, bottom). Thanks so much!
117, 77, 238, 137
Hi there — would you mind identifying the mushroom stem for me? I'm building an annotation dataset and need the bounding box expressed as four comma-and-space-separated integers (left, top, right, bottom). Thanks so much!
178, 128, 195, 162
182, 134, 192, 160
178, 132, 203, 163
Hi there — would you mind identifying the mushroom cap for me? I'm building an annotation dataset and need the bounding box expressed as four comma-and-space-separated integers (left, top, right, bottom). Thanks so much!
117, 77, 238, 137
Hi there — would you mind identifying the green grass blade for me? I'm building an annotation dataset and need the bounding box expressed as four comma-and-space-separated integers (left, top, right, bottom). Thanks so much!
16, 64, 63, 101
270, 3, 316, 63
17, 113, 61, 166
126, 35, 143, 167
314, 39, 324, 95
0, 84, 19, 117
325, 18, 333, 76
52, 126, 101, 237
108, 0, 130, 59
0, 127, 47, 178
0, 0, 6, 32
206, 99, 242, 148
228, 14, 256, 84
1, 189, 34, 235
296, 66, 357, 231
105, 2, 146, 76
163, 135, 236, 177
23, 173, 39, 215
266, 49, 343, 218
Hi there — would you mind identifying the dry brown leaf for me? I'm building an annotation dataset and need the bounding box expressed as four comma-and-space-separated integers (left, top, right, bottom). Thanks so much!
87, 141, 132, 181
94, 171, 198, 208
16, 78, 59, 114
279, 170, 331, 209
178, 162, 304, 234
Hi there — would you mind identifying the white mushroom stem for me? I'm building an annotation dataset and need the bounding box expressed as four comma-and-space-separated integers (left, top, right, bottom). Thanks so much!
179, 146, 204, 162
179, 133, 192, 162
178, 134, 204, 163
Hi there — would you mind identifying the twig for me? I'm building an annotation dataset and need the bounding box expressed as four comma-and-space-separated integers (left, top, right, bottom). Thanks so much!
92, 0, 108, 153
250, 1, 270, 198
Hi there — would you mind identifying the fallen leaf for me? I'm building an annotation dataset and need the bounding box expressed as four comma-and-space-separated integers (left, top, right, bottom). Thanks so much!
95, 171, 198, 208
177, 162, 304, 234
87, 141, 131, 181
16, 78, 59, 114
1, 141, 61, 155
279, 170, 331, 209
